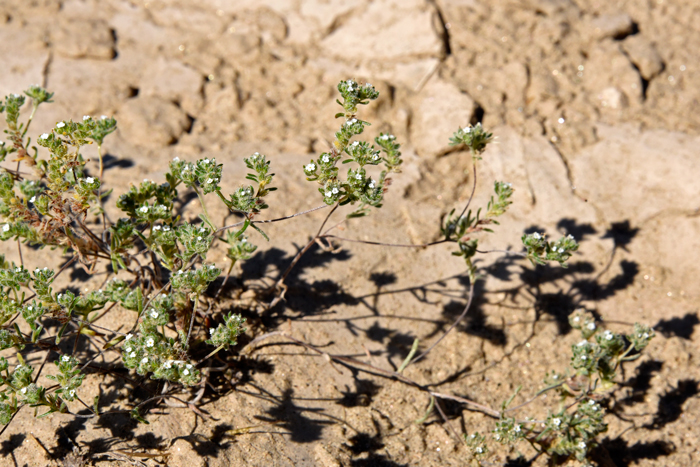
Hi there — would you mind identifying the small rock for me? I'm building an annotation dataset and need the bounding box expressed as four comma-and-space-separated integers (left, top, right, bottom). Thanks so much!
622, 35, 664, 80
117, 96, 191, 148
51, 19, 115, 60
321, 0, 443, 60
597, 87, 627, 109
588, 14, 634, 41
409, 78, 475, 157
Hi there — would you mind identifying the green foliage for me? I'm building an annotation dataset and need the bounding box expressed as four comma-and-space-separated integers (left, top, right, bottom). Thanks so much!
0, 80, 657, 467
305, 79, 400, 218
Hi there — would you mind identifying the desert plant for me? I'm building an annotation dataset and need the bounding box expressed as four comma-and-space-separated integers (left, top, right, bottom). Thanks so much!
0, 81, 653, 467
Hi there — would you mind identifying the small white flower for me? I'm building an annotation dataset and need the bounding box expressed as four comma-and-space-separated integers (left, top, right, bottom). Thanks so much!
139, 206, 149, 213
27, 306, 33, 311
552, 418, 561, 427
13, 93, 20, 98
533, 232, 541, 240
463, 126, 472, 133
56, 121, 65, 128
369, 181, 376, 189
125, 347, 132, 353
332, 187, 339, 194
186, 364, 192, 369
146, 338, 154, 347
62, 355, 70, 362
153, 225, 162, 231
163, 225, 170, 231
69, 389, 75, 397
322, 155, 330, 163
101, 115, 108, 119
365, 82, 372, 87
514, 424, 521, 433
34, 269, 40, 274
573, 316, 580, 322
183, 369, 190, 376
143, 179, 149, 183
210, 328, 216, 335
202, 158, 210, 164
553, 374, 558, 379
40, 133, 49, 140
141, 357, 148, 364
578, 441, 586, 449
581, 355, 587, 361
592, 405, 598, 411
83, 115, 90, 121
372, 154, 379, 160
643, 332, 649, 339
178, 270, 184, 275
2, 224, 10, 232
352, 141, 359, 147
150, 309, 158, 319
494, 434, 501, 440
21, 387, 27, 394
604, 331, 613, 341
558, 248, 565, 253
207, 178, 214, 184
355, 173, 362, 180
325, 191, 332, 197
567, 234, 574, 240
164, 360, 172, 369
305, 163, 315, 171
57, 293, 63, 300
30, 196, 36, 203
475, 447, 483, 454
346, 118, 357, 125
130, 352, 136, 358
577, 340, 587, 347
85, 177, 95, 184
588, 400, 595, 405
126, 333, 133, 340
587, 322, 596, 331
197, 236, 202, 241
381, 134, 389, 140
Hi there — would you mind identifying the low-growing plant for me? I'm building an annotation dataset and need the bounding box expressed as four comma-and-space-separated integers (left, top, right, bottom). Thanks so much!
0, 80, 653, 466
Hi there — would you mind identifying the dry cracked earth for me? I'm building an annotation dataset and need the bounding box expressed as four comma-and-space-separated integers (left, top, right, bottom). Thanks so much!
1, 0, 699, 466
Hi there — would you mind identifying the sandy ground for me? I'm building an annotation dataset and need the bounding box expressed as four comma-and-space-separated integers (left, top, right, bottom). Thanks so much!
1, 0, 699, 466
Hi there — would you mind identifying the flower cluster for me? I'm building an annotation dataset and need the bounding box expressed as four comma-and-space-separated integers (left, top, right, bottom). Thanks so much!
449, 122, 494, 158
46, 356, 84, 402
206, 312, 247, 350
522, 231, 579, 267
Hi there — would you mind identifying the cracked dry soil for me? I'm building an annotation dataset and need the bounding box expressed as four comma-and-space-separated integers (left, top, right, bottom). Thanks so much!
1, 0, 699, 466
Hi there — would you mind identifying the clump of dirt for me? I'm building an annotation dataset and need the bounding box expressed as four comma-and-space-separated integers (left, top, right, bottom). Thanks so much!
1, 0, 699, 466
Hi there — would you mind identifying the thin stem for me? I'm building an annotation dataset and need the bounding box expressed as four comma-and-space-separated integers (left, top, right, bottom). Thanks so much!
193, 186, 216, 231
321, 235, 447, 249
273, 203, 339, 292
458, 163, 478, 219
185, 294, 199, 348
410, 282, 475, 365
97, 143, 104, 179
21, 103, 39, 138
16, 238, 23, 266
199, 344, 226, 363
215, 204, 329, 235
